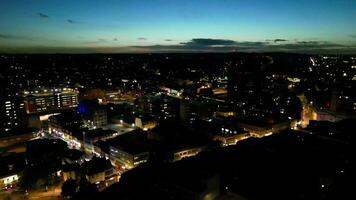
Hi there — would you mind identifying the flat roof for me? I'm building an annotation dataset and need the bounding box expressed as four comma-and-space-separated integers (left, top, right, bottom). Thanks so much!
106, 130, 150, 154
84, 128, 117, 139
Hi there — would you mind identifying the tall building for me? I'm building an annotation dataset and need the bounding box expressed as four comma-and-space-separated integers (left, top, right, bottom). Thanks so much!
227, 57, 268, 102
84, 108, 107, 129
23, 87, 78, 114
161, 95, 180, 120
0, 77, 27, 133
180, 99, 199, 125
106, 130, 150, 169
78, 101, 108, 129
135, 95, 180, 120
135, 95, 161, 117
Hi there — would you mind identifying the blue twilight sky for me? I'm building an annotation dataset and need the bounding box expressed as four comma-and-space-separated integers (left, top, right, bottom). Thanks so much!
0, 0, 356, 53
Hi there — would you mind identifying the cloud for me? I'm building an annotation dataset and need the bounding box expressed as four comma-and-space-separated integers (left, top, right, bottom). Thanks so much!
2, 43, 355, 54
127, 38, 354, 53
129, 38, 267, 53
113, 38, 118, 41
296, 41, 320, 45
67, 19, 77, 24
1, 37, 355, 54
181, 38, 237, 46
138, 37, 147, 40
37, 12, 49, 18
81, 38, 108, 44
0, 34, 12, 39
234, 41, 267, 46
165, 39, 174, 42
349, 34, 356, 38
268, 41, 347, 53
0, 33, 33, 40
177, 38, 267, 49
274, 39, 288, 43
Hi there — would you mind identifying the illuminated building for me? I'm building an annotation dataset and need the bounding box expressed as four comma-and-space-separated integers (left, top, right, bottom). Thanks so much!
237, 120, 291, 138
0, 174, 19, 188
0, 153, 25, 189
48, 111, 83, 149
214, 107, 236, 118
159, 85, 183, 99
213, 128, 250, 147
135, 95, 180, 120
103, 90, 138, 104
82, 157, 118, 188
312, 109, 346, 122
82, 129, 118, 154
180, 99, 200, 125
209, 118, 250, 146
23, 87, 78, 114
106, 130, 150, 169
82, 108, 107, 129
160, 95, 180, 119
173, 146, 204, 161
78, 101, 108, 129
0, 87, 27, 133
62, 163, 80, 181
135, 116, 157, 131
135, 95, 161, 117
0, 132, 37, 149
104, 91, 121, 104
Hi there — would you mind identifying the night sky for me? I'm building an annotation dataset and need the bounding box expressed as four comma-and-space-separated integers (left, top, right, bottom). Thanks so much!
1, 0, 356, 53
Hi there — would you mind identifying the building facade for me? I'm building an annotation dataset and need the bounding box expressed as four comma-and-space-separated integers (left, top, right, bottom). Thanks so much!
23, 87, 78, 114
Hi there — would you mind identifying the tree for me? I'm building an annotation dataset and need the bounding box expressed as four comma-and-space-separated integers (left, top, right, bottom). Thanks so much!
72, 178, 99, 200
61, 179, 77, 198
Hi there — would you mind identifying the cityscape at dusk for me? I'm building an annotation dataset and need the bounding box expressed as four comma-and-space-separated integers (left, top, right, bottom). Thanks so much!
1, 1, 356, 200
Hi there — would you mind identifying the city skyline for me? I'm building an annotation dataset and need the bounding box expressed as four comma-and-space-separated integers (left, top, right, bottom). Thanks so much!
1, 0, 356, 53
1, 1, 355, 199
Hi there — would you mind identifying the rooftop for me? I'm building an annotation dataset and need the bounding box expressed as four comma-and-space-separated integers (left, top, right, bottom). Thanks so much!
82, 156, 113, 175
105, 129, 150, 155
84, 128, 117, 140
0, 153, 26, 178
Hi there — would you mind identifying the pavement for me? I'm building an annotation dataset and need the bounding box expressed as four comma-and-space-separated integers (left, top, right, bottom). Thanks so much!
0, 185, 61, 200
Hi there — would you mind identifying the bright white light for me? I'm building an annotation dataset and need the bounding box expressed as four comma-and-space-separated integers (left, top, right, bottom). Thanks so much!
264, 132, 273, 137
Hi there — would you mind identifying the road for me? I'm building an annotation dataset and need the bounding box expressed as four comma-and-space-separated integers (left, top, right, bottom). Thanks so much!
0, 185, 61, 200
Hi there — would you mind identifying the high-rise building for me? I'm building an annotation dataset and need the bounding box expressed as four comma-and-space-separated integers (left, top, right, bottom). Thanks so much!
0, 77, 28, 133
84, 108, 107, 129
227, 57, 268, 102
23, 87, 78, 114
179, 99, 203, 125
135, 95, 180, 120
161, 95, 180, 120
78, 101, 108, 129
